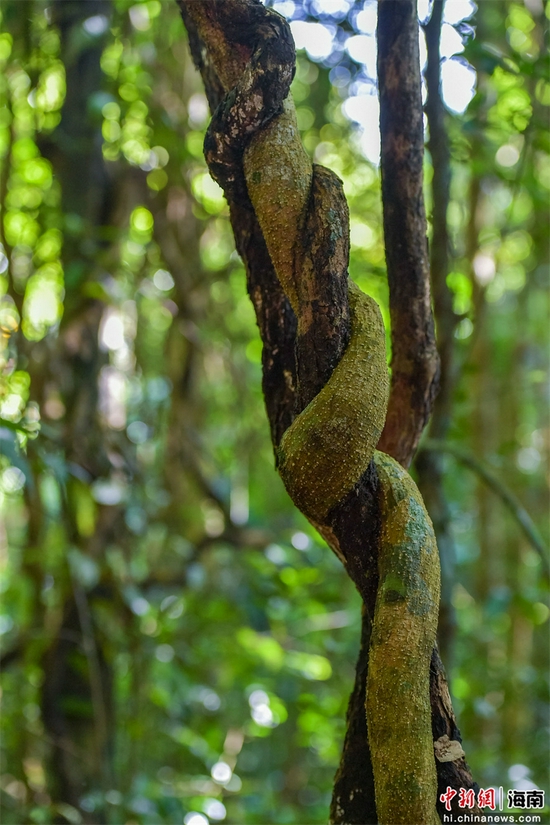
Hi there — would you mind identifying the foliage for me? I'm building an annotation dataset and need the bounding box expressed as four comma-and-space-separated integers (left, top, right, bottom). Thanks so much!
0, 1, 548, 823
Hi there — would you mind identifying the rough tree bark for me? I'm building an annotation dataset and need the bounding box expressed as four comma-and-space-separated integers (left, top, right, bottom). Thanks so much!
377, 0, 439, 468
177, 1, 479, 822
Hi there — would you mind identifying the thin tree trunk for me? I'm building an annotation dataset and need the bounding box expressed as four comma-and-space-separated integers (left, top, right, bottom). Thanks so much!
35, 1, 117, 816
377, 0, 439, 468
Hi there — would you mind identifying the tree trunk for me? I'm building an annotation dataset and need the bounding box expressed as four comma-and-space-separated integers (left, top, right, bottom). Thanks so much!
177, 1, 479, 821
33, 1, 117, 815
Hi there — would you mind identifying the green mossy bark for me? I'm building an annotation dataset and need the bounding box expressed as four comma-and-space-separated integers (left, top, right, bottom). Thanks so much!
244, 99, 389, 525
244, 99, 312, 312
277, 283, 389, 524
368, 452, 441, 825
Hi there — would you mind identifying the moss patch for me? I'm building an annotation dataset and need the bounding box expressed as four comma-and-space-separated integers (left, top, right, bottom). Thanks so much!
277, 282, 389, 523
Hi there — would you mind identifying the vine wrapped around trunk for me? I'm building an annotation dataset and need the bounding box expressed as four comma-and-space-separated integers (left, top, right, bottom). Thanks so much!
177, 1, 476, 822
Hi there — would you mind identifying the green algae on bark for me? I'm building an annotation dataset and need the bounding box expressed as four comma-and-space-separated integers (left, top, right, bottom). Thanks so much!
368, 452, 441, 825
244, 98, 312, 313
277, 283, 389, 524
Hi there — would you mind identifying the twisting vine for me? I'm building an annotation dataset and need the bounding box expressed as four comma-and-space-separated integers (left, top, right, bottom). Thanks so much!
186, 3, 442, 823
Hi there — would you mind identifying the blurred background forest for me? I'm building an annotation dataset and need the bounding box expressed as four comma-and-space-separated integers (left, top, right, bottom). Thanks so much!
0, 0, 548, 823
